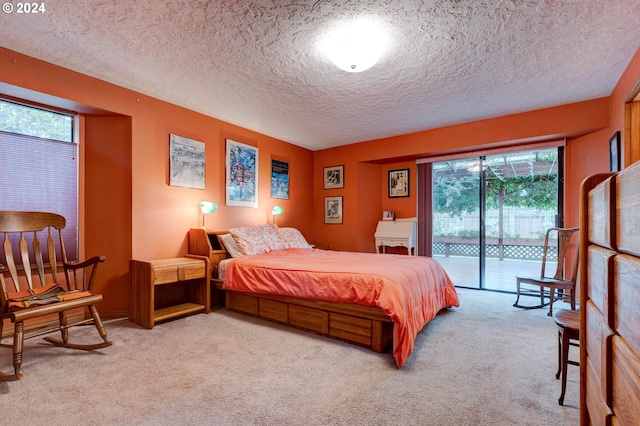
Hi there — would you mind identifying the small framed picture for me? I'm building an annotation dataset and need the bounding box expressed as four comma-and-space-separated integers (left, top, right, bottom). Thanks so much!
324, 196, 343, 224
323, 165, 344, 189
382, 210, 395, 221
271, 158, 289, 199
389, 169, 410, 198
610, 131, 620, 172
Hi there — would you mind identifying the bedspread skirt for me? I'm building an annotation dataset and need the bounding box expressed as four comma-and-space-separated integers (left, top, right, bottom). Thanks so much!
223, 248, 459, 367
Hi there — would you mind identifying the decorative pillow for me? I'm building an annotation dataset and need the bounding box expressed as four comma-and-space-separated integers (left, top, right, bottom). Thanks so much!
262, 224, 287, 251
277, 227, 312, 249
229, 226, 269, 255
229, 225, 286, 255
218, 233, 244, 257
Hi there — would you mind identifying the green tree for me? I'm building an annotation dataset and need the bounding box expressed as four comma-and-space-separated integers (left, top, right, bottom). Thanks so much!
0, 100, 72, 142
434, 171, 558, 260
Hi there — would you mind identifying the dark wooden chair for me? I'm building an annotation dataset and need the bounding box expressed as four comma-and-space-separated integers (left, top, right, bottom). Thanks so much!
0, 211, 112, 381
553, 308, 580, 405
513, 227, 579, 316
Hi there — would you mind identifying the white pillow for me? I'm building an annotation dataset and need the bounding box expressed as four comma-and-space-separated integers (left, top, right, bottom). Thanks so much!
229, 225, 286, 255
276, 227, 312, 249
219, 233, 244, 257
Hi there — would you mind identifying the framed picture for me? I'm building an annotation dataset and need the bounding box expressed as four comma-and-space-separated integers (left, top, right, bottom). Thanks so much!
324, 196, 343, 224
169, 134, 205, 189
270, 159, 289, 199
382, 210, 395, 221
226, 139, 258, 208
323, 165, 344, 189
388, 169, 410, 198
610, 131, 621, 172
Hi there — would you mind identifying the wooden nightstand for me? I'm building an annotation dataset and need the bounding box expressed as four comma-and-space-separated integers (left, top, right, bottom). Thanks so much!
129, 256, 210, 329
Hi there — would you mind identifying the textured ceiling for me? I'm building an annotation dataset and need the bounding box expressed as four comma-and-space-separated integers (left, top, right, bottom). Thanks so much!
1, 1, 639, 151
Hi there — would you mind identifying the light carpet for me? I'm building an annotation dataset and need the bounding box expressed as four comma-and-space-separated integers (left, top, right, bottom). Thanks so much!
0, 288, 579, 425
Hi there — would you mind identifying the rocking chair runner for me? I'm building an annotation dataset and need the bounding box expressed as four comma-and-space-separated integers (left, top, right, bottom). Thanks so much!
0, 211, 112, 381
513, 227, 579, 317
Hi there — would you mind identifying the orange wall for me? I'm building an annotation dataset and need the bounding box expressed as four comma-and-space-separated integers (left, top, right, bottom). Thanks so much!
611, 47, 640, 167
2, 44, 639, 317
0, 47, 314, 318
315, 99, 612, 252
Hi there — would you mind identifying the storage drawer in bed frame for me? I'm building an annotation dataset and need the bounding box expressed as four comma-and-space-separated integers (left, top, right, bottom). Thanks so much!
225, 291, 393, 352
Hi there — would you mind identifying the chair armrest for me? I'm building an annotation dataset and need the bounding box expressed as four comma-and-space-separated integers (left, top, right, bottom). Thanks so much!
63, 256, 106, 292
64, 256, 106, 271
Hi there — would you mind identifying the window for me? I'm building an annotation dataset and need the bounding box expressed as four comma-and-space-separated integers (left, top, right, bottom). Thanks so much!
0, 99, 78, 260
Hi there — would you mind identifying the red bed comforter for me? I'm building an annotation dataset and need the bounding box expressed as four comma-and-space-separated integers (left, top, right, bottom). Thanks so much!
223, 248, 459, 367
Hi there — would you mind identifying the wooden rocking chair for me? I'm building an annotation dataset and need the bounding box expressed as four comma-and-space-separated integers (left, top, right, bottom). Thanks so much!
0, 211, 112, 381
513, 227, 579, 317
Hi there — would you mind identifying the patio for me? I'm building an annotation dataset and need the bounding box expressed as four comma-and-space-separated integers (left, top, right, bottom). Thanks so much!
434, 254, 546, 293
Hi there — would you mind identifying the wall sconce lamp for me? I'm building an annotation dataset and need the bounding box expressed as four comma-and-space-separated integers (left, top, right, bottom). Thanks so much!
200, 201, 218, 228
271, 205, 284, 225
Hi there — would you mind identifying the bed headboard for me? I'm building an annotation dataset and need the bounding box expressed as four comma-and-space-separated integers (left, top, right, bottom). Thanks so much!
188, 228, 230, 278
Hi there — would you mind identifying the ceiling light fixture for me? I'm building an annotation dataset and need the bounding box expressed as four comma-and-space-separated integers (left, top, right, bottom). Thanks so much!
326, 19, 386, 73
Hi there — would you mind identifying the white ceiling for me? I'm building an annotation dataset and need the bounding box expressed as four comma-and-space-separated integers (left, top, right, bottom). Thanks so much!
1, 1, 639, 151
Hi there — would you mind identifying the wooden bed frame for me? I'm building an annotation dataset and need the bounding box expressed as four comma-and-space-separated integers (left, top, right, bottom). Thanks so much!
188, 228, 394, 353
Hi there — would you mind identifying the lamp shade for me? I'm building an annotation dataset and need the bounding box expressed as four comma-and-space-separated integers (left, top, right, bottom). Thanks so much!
200, 201, 218, 214
271, 206, 284, 216
326, 20, 386, 73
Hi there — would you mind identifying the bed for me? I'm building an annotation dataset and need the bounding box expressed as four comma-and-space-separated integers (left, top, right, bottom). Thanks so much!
188, 225, 459, 367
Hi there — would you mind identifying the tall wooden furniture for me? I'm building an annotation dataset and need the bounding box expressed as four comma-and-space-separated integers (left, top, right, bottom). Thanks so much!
374, 218, 417, 255
553, 308, 580, 406
129, 256, 210, 329
580, 164, 640, 425
513, 227, 579, 316
0, 211, 112, 381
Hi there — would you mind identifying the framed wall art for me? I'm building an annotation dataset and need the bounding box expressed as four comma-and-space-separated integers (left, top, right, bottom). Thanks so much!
169, 134, 205, 189
388, 168, 409, 198
271, 158, 289, 199
610, 131, 621, 172
226, 139, 258, 208
382, 210, 395, 221
324, 196, 343, 224
323, 165, 344, 189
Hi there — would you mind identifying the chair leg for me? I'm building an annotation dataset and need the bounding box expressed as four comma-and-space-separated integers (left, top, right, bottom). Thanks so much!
548, 286, 556, 317
555, 328, 562, 380
0, 321, 25, 381
559, 328, 570, 405
43, 305, 112, 350
89, 304, 111, 345
59, 311, 69, 344
513, 281, 521, 307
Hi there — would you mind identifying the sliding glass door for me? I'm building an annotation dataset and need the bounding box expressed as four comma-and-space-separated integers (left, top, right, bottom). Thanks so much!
431, 147, 560, 291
